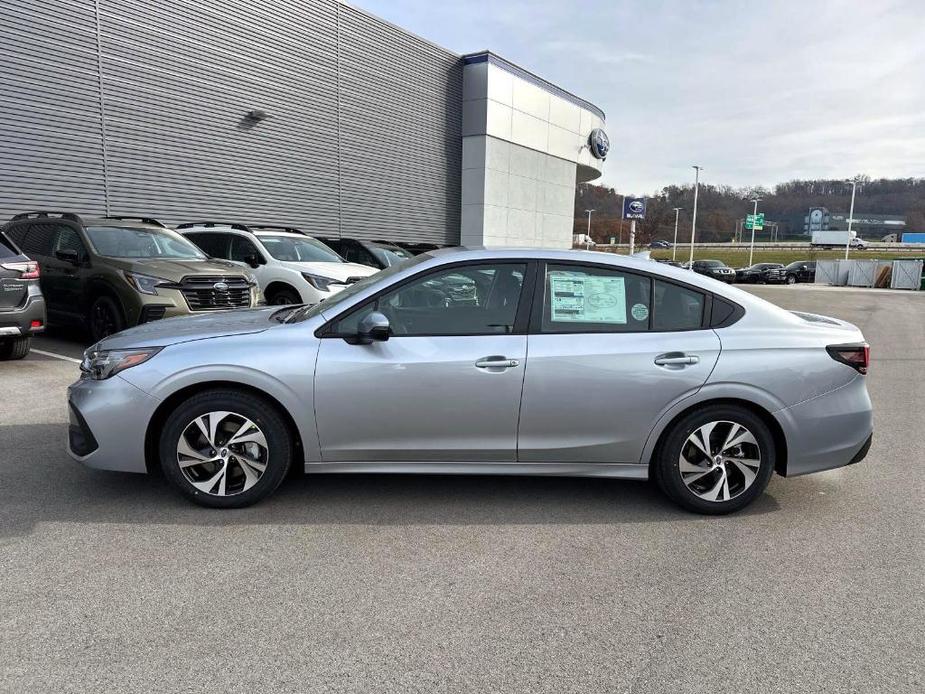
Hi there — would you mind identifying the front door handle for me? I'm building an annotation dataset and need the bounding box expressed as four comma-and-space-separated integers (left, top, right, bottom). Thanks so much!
654, 354, 700, 366
475, 356, 520, 369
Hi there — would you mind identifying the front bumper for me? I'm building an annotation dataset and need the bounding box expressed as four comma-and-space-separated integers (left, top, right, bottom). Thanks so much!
67, 374, 160, 473
774, 375, 874, 477
126, 285, 261, 327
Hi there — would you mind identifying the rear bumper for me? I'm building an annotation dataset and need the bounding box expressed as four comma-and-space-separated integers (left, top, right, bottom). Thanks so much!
0, 289, 46, 336
774, 375, 874, 477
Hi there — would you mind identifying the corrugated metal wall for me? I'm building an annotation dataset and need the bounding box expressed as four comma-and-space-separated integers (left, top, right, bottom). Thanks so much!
0, 0, 463, 245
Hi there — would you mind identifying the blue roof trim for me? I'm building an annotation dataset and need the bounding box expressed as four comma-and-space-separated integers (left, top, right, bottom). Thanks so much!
462, 51, 605, 121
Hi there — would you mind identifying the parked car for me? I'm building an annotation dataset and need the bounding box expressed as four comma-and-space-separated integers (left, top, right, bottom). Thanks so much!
177, 223, 377, 306
0, 227, 45, 359
767, 261, 817, 285
649, 240, 672, 249
315, 236, 415, 269
656, 259, 682, 268
392, 241, 445, 255
2, 212, 260, 342
688, 259, 735, 283
68, 248, 872, 515
734, 263, 784, 284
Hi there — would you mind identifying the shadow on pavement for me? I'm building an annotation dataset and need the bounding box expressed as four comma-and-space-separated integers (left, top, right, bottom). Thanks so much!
1, 422, 782, 538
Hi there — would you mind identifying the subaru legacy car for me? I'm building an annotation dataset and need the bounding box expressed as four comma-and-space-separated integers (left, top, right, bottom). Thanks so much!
67, 248, 872, 515
2, 212, 260, 341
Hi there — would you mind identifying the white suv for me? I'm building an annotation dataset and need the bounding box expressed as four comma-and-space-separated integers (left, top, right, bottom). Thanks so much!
177, 223, 378, 305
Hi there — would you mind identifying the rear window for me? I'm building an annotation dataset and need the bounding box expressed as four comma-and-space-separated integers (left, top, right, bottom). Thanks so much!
0, 231, 20, 258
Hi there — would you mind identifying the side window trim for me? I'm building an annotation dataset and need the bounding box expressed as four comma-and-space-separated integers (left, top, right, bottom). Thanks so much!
317, 259, 538, 338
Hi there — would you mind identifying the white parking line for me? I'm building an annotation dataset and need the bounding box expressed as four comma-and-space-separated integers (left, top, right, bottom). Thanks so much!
30, 348, 82, 364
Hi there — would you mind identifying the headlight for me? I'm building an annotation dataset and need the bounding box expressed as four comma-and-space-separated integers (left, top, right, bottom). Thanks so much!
124, 271, 167, 295
302, 272, 336, 292
80, 347, 162, 380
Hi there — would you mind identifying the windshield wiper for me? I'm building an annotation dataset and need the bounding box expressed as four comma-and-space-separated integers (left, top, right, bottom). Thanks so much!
271, 305, 304, 323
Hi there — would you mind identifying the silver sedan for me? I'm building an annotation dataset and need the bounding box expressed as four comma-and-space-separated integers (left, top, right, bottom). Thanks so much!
68, 248, 873, 514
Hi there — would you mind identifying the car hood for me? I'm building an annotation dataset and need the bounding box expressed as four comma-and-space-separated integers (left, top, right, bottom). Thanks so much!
285, 261, 378, 281
103, 257, 247, 279
93, 307, 280, 350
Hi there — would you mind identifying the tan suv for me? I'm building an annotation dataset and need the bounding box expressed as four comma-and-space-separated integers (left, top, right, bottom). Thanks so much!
2, 212, 260, 341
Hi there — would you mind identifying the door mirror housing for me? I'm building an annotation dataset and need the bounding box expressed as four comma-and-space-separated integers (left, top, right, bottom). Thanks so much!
55, 248, 80, 265
244, 254, 263, 268
353, 311, 390, 344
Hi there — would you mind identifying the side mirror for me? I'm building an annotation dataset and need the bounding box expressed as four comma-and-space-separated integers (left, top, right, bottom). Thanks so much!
354, 311, 390, 344
55, 249, 80, 265
244, 254, 263, 269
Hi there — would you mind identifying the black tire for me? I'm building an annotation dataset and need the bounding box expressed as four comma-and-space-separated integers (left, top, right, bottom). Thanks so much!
653, 405, 775, 515
88, 295, 125, 342
0, 336, 31, 360
158, 388, 292, 508
267, 287, 301, 305
785, 274, 797, 285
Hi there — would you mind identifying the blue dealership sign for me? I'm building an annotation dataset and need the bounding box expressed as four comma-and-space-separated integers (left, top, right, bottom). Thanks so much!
623, 197, 646, 220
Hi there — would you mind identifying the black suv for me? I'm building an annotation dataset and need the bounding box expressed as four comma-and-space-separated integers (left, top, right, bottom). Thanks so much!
0, 228, 46, 359
734, 263, 784, 284
686, 259, 735, 283
315, 237, 415, 269
767, 261, 816, 284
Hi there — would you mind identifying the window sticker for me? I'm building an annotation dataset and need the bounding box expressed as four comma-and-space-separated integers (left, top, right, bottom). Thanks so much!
631, 303, 649, 321
549, 273, 627, 323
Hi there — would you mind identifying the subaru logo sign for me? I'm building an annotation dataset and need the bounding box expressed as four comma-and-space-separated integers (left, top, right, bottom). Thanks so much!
588, 128, 610, 160
213, 281, 229, 292
623, 197, 647, 220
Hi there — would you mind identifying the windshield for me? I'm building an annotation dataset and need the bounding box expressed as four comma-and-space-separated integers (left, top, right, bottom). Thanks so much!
86, 226, 206, 259
370, 244, 414, 267
785, 261, 805, 270
289, 253, 430, 322
259, 235, 344, 263
700, 260, 724, 268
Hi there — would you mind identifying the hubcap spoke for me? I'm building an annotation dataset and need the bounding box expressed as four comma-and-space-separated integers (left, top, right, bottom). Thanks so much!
679, 420, 761, 503
178, 410, 270, 497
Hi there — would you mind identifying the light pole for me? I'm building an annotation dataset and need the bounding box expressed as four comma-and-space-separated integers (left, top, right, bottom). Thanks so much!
748, 197, 761, 267
672, 207, 682, 260
688, 165, 702, 268
585, 209, 594, 243
845, 179, 858, 260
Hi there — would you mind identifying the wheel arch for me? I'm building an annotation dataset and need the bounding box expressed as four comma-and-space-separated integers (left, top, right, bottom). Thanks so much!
85, 277, 129, 322
264, 280, 303, 303
143, 380, 304, 474
646, 397, 788, 478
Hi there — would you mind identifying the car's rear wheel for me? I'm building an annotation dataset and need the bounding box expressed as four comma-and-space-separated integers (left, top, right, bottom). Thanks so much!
654, 405, 775, 515
158, 389, 292, 508
786, 274, 797, 285
88, 295, 124, 342
0, 336, 31, 360
267, 287, 301, 305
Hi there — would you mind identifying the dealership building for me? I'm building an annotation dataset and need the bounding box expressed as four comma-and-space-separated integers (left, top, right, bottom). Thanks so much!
1, 0, 607, 248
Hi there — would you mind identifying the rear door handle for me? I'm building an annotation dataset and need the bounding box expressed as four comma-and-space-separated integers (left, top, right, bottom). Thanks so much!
475, 356, 520, 369
654, 354, 700, 366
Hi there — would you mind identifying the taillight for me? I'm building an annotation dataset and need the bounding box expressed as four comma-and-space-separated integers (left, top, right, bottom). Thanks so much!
826, 343, 870, 374
1, 261, 40, 279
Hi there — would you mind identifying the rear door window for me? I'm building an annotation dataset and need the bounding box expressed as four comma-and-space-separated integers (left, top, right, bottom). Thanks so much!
19, 222, 56, 258
541, 264, 651, 333
186, 232, 231, 259
0, 231, 20, 258
652, 280, 705, 331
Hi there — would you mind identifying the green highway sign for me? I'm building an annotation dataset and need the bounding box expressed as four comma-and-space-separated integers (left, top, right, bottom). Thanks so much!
745, 213, 765, 230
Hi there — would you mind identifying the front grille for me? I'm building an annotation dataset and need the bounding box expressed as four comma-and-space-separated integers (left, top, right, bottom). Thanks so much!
178, 276, 251, 311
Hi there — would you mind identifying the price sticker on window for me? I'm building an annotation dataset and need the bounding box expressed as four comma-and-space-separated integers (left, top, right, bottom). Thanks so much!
549, 274, 627, 324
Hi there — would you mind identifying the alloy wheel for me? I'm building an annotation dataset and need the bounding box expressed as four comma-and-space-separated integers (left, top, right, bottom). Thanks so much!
678, 420, 761, 502
91, 303, 117, 338
176, 411, 269, 496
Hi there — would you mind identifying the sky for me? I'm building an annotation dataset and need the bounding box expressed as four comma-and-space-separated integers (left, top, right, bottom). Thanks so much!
353, 0, 925, 195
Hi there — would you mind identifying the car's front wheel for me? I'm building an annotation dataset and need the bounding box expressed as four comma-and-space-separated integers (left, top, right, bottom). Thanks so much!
786, 274, 797, 285
653, 405, 775, 514
88, 295, 124, 342
159, 389, 293, 508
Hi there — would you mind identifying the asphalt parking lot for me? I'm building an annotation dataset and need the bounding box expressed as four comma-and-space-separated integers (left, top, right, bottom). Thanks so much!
1, 286, 923, 693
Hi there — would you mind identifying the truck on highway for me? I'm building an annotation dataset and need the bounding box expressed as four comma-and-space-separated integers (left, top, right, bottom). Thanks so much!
811, 230, 868, 249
